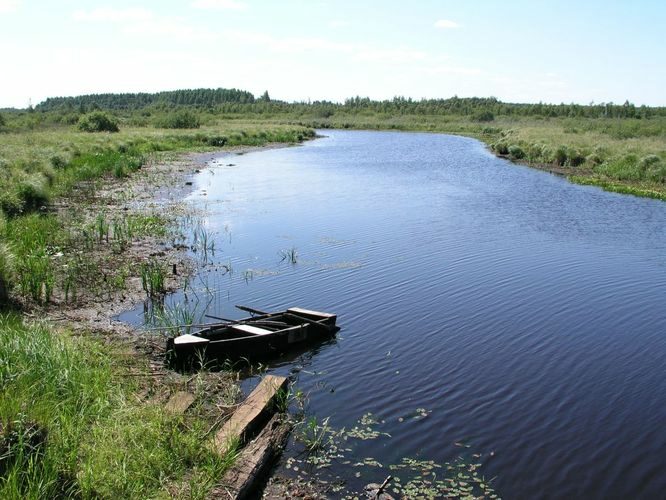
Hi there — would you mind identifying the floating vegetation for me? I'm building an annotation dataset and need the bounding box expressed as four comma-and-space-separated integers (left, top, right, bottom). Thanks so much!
279, 246, 298, 264
289, 410, 499, 499
388, 456, 498, 499
398, 407, 432, 422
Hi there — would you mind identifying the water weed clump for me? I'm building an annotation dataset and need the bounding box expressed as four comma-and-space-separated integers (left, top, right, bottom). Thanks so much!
279, 247, 298, 264
140, 260, 166, 298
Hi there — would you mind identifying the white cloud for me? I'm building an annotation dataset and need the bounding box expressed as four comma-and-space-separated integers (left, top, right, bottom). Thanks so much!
191, 0, 247, 10
354, 48, 427, 63
424, 65, 482, 76
434, 19, 459, 29
224, 30, 354, 54
73, 7, 153, 22
0, 0, 20, 14
72, 7, 214, 42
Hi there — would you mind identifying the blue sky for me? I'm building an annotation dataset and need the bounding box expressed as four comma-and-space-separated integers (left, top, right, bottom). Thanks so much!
1, 0, 665, 108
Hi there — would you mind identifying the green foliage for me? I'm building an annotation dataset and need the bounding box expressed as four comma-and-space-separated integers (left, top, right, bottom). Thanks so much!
0, 315, 236, 498
155, 110, 201, 129
491, 141, 509, 155
473, 110, 495, 122
77, 112, 119, 133
508, 144, 525, 160
140, 259, 166, 297
554, 146, 568, 166
0, 214, 13, 306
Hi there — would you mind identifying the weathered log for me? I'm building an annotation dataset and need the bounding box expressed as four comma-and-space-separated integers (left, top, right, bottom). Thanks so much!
220, 413, 291, 499
212, 375, 288, 456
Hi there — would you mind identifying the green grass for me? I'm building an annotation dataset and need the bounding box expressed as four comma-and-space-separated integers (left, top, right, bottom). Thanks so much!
0, 314, 236, 498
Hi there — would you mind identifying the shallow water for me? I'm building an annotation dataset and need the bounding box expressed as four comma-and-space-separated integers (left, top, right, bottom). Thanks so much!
121, 130, 666, 498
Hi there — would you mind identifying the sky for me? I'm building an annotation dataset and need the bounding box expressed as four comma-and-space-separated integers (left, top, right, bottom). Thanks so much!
1, 0, 665, 108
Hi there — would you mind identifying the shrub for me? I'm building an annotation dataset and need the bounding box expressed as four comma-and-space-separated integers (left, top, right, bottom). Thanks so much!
646, 164, 666, 183
586, 152, 604, 166
155, 110, 201, 129
508, 144, 525, 160
567, 150, 586, 167
639, 154, 661, 170
554, 146, 568, 166
473, 111, 495, 122
492, 141, 509, 155
50, 155, 68, 169
17, 176, 50, 212
78, 112, 119, 133
204, 135, 228, 147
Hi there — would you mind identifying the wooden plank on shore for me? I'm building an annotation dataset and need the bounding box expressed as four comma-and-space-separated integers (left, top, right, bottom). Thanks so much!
219, 413, 292, 499
164, 391, 195, 415
213, 375, 288, 455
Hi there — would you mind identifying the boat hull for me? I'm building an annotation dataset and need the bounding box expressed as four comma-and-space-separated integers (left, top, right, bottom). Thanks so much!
166, 308, 337, 368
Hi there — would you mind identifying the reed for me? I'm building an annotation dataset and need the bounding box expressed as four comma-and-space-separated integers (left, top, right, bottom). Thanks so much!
140, 260, 166, 297
279, 246, 298, 264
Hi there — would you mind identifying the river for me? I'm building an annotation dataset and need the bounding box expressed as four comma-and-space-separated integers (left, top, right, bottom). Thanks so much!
123, 130, 666, 498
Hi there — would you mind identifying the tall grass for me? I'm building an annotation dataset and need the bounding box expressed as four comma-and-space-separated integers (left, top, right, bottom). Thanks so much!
0, 314, 236, 498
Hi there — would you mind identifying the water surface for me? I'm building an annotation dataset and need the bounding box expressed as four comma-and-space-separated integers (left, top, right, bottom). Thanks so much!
123, 130, 666, 498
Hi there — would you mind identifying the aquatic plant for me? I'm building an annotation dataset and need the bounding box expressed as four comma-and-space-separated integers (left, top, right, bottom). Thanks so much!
279, 247, 298, 264
140, 260, 166, 298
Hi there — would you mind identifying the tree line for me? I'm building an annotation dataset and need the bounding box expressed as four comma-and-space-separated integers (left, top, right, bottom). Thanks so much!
31, 89, 666, 119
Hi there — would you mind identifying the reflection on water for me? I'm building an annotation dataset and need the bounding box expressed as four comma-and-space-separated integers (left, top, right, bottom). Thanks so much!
120, 130, 666, 498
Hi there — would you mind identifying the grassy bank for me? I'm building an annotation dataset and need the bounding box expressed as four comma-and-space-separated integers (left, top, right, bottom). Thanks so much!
279, 112, 666, 199
0, 120, 314, 307
0, 314, 237, 498
0, 117, 313, 495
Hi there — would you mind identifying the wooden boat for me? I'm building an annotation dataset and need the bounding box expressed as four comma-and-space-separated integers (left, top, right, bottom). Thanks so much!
166, 305, 338, 365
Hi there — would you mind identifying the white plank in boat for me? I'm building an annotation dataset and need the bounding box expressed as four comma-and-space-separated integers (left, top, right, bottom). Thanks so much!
174, 334, 210, 345
232, 324, 273, 335
213, 375, 288, 455
287, 307, 335, 318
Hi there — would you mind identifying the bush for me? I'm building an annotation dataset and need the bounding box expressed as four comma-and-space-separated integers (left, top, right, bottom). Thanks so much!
567, 149, 586, 167
17, 176, 50, 212
492, 141, 509, 155
472, 111, 495, 122
155, 110, 201, 129
78, 112, 119, 133
204, 135, 228, 147
554, 146, 568, 166
508, 144, 525, 160
639, 154, 661, 170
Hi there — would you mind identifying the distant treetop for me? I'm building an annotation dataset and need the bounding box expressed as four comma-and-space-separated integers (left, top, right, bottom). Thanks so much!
36, 88, 256, 111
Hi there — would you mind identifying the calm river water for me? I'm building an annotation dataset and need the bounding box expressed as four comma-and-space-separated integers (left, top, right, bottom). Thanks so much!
123, 130, 666, 498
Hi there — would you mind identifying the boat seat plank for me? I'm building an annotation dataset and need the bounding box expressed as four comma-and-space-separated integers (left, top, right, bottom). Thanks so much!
213, 375, 288, 455
231, 324, 273, 336
287, 307, 335, 319
174, 334, 210, 345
